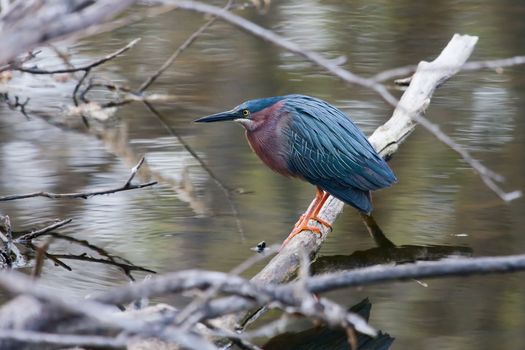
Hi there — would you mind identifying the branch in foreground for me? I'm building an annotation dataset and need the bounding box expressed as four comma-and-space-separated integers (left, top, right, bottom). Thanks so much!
302, 253, 525, 293
0, 270, 374, 349
0, 272, 220, 350
88, 253, 525, 311
0, 252, 524, 348
0, 330, 125, 349
0, 156, 156, 201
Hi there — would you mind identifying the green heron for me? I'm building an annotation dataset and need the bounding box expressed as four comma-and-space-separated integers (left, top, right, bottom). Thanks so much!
195, 94, 396, 244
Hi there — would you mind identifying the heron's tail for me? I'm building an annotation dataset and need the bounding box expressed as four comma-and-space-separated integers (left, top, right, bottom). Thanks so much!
322, 184, 372, 214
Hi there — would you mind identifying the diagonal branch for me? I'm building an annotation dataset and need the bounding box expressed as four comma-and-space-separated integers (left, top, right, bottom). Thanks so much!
15, 218, 72, 243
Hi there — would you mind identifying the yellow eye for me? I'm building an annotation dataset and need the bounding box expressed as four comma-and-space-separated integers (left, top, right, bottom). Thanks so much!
242, 109, 250, 117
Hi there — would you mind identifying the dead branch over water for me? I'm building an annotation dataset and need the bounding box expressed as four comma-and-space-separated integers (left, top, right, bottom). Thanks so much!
0, 156, 156, 201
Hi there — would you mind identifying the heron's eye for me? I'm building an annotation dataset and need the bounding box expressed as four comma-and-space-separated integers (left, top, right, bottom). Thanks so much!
242, 109, 250, 117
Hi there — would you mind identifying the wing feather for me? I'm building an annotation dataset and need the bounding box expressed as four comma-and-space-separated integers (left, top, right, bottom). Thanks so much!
283, 95, 397, 192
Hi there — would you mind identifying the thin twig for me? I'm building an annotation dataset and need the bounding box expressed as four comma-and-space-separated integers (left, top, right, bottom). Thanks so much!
15, 38, 141, 75
47, 253, 156, 279
0, 93, 31, 119
124, 156, 145, 187
0, 330, 126, 349
0, 157, 157, 202
47, 232, 136, 266
72, 68, 91, 106
0, 50, 40, 73
410, 112, 522, 202
15, 218, 72, 243
44, 251, 72, 271
138, 0, 235, 92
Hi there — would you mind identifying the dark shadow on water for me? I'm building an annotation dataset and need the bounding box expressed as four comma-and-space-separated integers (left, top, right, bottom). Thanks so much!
263, 298, 394, 350
312, 213, 472, 275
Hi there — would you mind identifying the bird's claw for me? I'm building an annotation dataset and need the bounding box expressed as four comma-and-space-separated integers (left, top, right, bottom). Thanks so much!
282, 218, 331, 248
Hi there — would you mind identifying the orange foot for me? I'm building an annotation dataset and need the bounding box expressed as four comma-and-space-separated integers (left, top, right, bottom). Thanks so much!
281, 187, 333, 248
282, 214, 332, 247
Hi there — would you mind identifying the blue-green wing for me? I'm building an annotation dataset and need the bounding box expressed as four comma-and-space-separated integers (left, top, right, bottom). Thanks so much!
282, 95, 396, 211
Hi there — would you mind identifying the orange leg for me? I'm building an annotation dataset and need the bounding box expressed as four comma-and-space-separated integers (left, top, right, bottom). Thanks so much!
282, 187, 333, 247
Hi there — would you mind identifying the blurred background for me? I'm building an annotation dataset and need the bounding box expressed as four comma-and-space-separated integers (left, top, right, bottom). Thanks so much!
0, 1, 524, 349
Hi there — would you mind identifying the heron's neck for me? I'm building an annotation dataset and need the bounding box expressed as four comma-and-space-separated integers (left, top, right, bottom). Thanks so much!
244, 101, 293, 177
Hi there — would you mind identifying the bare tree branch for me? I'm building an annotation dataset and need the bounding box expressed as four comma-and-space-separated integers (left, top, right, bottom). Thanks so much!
93, 253, 525, 310
372, 55, 525, 83
15, 218, 72, 243
14, 37, 141, 74
47, 253, 155, 278
0, 329, 126, 349
302, 254, 525, 293
0, 271, 220, 350
0, 156, 156, 202
1, 251, 524, 348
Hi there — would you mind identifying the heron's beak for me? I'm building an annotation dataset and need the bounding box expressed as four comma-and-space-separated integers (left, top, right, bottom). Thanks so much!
194, 110, 237, 123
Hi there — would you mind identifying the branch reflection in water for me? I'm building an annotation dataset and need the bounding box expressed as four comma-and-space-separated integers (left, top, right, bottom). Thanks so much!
312, 214, 472, 275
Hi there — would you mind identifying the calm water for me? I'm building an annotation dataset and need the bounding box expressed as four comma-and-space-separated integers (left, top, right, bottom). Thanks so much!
1, 1, 525, 349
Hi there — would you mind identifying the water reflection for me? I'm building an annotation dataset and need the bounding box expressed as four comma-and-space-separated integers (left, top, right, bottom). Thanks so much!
313, 214, 472, 275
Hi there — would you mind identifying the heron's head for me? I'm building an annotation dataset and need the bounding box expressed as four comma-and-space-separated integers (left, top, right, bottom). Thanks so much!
195, 96, 287, 131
